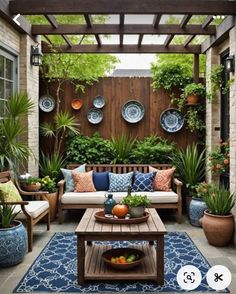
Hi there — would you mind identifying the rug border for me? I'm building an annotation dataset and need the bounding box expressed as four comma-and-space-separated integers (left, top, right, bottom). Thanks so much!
12, 231, 229, 294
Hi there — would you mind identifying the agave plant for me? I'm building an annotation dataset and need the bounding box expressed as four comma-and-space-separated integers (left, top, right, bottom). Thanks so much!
0, 92, 34, 171
203, 184, 235, 216
172, 144, 205, 195
110, 134, 136, 163
39, 152, 66, 181
40, 111, 80, 154
0, 193, 19, 228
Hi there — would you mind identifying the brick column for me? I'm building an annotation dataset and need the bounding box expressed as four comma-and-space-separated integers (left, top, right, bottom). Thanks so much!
205, 48, 221, 182
19, 35, 40, 176
229, 26, 236, 217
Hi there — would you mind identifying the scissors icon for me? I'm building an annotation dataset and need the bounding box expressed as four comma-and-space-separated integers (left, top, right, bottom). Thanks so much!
214, 273, 223, 282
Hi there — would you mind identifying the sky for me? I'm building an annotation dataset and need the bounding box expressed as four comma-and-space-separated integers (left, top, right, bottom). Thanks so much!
112, 54, 156, 69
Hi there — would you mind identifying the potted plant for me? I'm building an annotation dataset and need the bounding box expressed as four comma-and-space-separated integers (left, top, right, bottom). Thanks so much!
19, 176, 41, 192
208, 141, 229, 175
189, 182, 208, 227
201, 184, 235, 247
40, 176, 58, 221
172, 144, 205, 216
0, 194, 27, 267
183, 83, 206, 105
122, 194, 151, 218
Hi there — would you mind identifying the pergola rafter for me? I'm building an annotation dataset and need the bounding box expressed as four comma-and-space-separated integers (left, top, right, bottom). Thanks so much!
0, 0, 235, 56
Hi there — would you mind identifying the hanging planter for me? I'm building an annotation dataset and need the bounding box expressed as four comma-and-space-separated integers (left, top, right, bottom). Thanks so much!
183, 83, 206, 105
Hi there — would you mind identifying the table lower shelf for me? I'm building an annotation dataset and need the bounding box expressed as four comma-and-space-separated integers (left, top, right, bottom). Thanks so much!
84, 244, 157, 280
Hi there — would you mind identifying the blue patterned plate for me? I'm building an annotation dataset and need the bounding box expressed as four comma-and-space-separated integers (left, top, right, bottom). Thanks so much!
121, 100, 145, 123
93, 95, 105, 108
160, 108, 184, 133
87, 108, 103, 124
39, 95, 55, 112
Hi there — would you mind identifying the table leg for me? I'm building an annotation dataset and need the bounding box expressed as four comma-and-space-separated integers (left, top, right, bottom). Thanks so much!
77, 236, 85, 285
156, 235, 164, 285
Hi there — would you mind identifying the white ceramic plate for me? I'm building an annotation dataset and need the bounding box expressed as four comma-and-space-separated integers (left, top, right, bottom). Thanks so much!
39, 95, 55, 112
121, 100, 145, 123
93, 95, 105, 108
87, 108, 103, 124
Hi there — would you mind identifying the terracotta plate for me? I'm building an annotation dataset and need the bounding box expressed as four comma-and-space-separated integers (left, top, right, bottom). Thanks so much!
94, 210, 149, 224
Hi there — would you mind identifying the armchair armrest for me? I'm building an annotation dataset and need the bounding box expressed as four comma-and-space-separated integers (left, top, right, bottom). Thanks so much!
58, 179, 65, 201
173, 178, 183, 203
2, 201, 31, 218
15, 181, 48, 200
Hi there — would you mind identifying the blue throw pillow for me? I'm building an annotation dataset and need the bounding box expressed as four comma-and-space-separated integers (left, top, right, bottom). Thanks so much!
132, 171, 156, 192
61, 164, 86, 192
93, 171, 109, 191
108, 172, 133, 192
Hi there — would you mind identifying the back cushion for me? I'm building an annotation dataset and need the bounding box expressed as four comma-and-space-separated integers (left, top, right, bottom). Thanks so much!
149, 166, 175, 191
61, 164, 86, 192
0, 180, 22, 202
132, 171, 156, 192
72, 171, 96, 192
108, 172, 133, 192
93, 172, 109, 191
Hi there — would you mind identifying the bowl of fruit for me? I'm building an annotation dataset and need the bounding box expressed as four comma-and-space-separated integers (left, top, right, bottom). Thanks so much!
102, 247, 145, 270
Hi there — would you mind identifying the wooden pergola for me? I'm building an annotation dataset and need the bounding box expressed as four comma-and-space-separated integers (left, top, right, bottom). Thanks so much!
1, 0, 236, 80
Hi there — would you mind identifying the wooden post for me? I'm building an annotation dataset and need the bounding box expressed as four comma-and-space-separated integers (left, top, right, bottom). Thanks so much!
193, 53, 199, 83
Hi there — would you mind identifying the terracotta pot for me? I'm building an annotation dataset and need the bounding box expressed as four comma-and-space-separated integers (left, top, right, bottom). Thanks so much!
201, 210, 235, 247
21, 183, 41, 192
186, 95, 199, 105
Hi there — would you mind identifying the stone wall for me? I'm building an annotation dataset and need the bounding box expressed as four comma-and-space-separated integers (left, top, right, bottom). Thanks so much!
0, 18, 39, 176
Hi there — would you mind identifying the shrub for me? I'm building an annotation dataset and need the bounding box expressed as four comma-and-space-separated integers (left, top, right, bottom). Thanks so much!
131, 135, 175, 164
208, 141, 229, 174
66, 132, 112, 164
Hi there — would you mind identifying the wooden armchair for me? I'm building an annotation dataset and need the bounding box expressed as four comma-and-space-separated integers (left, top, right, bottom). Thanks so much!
0, 171, 50, 252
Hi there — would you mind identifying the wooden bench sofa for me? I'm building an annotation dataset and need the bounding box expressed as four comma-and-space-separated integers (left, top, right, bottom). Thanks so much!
58, 164, 183, 224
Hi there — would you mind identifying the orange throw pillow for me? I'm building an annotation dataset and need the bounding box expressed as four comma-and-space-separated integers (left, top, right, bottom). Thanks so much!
72, 171, 96, 192
149, 166, 175, 191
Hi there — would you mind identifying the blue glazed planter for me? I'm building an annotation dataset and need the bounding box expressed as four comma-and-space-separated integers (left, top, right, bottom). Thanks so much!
189, 197, 207, 227
0, 220, 27, 267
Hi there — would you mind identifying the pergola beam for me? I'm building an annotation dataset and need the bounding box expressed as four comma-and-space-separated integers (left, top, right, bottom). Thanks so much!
9, 0, 236, 15
180, 14, 192, 28
153, 14, 162, 28
184, 35, 195, 47
62, 35, 72, 47
164, 35, 174, 47
202, 15, 214, 29
42, 43, 201, 54
201, 16, 235, 53
31, 24, 216, 35
44, 15, 58, 28
84, 13, 101, 46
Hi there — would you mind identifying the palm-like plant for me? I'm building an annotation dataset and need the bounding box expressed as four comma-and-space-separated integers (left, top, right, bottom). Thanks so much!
39, 152, 66, 181
110, 134, 136, 163
40, 111, 80, 154
172, 144, 205, 195
0, 92, 34, 171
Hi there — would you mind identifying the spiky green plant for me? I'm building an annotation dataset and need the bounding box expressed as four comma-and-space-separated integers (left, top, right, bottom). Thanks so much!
40, 111, 80, 154
172, 144, 205, 195
110, 134, 136, 163
203, 185, 235, 215
0, 193, 19, 228
0, 92, 34, 171
39, 152, 66, 181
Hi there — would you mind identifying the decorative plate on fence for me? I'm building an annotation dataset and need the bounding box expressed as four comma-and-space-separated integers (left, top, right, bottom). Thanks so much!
87, 108, 103, 124
121, 100, 145, 123
71, 99, 83, 110
39, 95, 55, 112
160, 108, 184, 133
93, 95, 105, 108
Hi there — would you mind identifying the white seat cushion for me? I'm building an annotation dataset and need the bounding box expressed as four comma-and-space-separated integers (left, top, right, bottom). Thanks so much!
14, 201, 49, 219
61, 191, 178, 204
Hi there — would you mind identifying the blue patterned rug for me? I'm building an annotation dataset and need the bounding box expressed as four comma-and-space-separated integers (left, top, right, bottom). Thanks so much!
13, 232, 227, 293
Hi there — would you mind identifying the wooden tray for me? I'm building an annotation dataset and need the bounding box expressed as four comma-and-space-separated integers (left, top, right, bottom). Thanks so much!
94, 211, 149, 224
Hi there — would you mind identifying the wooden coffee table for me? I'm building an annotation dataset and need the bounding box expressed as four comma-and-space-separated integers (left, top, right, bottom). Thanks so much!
75, 208, 167, 285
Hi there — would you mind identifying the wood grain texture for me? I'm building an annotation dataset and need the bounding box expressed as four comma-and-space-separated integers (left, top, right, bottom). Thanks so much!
39, 77, 197, 152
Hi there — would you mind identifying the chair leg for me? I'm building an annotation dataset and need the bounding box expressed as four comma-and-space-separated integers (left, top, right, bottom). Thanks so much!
47, 210, 50, 231
58, 207, 64, 224
178, 205, 182, 224
27, 218, 33, 252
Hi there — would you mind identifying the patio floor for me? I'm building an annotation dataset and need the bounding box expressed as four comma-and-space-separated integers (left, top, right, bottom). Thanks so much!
0, 211, 235, 294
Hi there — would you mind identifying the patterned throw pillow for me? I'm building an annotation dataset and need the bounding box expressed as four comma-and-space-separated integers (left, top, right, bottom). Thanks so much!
132, 171, 156, 192
149, 166, 175, 191
72, 171, 96, 192
0, 180, 22, 202
61, 164, 86, 192
93, 172, 109, 191
108, 172, 133, 192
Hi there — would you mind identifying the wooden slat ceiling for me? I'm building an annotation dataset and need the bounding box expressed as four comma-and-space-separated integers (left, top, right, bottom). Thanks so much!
6, 0, 236, 54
